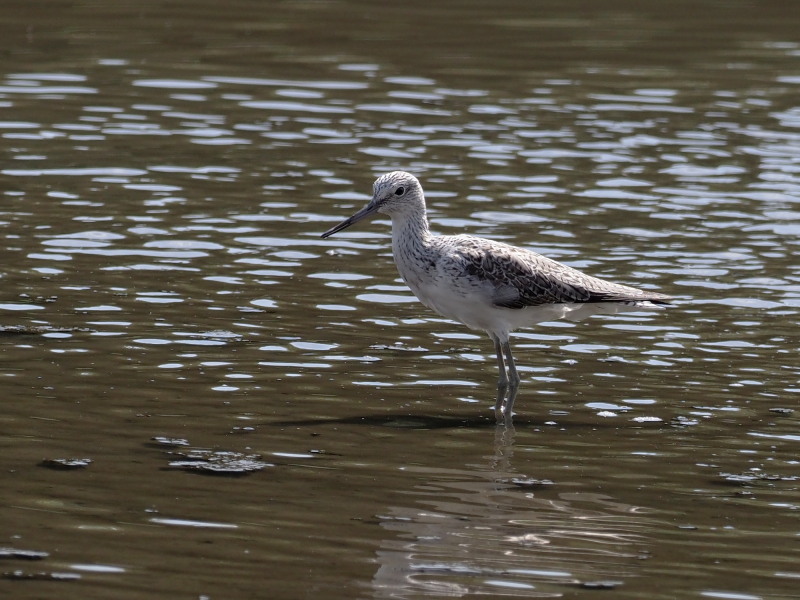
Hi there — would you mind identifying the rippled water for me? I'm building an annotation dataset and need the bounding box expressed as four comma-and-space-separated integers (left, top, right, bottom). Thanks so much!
2, 1, 799, 599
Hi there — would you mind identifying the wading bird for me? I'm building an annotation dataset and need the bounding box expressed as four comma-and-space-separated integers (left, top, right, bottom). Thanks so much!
322, 171, 671, 423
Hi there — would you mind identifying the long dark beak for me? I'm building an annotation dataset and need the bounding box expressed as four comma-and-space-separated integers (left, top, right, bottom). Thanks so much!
321, 202, 379, 238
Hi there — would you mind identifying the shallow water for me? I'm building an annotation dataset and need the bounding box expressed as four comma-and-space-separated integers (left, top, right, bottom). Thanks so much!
2, 1, 799, 599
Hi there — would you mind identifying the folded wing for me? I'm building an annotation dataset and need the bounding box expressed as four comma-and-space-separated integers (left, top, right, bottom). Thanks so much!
453, 237, 671, 310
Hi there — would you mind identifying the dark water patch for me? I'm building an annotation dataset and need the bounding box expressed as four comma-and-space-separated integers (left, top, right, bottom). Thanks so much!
38, 458, 93, 470
0, 549, 49, 561
148, 436, 190, 447
0, 325, 93, 336
148, 435, 273, 475
717, 470, 799, 486
165, 449, 272, 476
506, 477, 556, 489
272, 413, 499, 430
2, 570, 81, 582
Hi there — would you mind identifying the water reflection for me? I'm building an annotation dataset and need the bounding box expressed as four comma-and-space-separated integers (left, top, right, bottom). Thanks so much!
373, 427, 654, 598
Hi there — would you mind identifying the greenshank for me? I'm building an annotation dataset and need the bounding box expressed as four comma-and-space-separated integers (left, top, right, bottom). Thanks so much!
321, 171, 671, 422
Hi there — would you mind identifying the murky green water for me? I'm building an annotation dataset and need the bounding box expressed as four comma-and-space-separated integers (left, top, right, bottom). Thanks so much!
2, 1, 799, 599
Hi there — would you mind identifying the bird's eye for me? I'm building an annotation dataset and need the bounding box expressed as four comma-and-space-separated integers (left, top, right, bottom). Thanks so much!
395, 186, 405, 196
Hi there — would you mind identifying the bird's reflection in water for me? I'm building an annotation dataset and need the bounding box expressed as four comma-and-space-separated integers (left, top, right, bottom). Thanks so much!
371, 423, 653, 598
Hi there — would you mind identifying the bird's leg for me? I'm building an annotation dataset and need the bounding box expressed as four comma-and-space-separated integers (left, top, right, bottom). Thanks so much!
492, 334, 509, 389
502, 341, 521, 389
491, 334, 509, 414
501, 341, 520, 423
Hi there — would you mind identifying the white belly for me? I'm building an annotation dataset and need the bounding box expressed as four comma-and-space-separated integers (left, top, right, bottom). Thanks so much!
401, 269, 569, 336
402, 270, 657, 339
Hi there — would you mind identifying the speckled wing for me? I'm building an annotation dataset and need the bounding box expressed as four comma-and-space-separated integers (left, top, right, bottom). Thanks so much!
452, 236, 670, 309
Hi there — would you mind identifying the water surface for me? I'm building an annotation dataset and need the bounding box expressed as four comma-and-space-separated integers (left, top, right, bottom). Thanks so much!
1, 1, 799, 599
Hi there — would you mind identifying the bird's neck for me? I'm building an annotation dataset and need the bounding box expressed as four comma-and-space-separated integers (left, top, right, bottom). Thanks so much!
390, 207, 432, 257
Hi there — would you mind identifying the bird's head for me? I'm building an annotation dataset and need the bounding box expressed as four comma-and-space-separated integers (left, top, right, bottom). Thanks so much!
321, 171, 424, 238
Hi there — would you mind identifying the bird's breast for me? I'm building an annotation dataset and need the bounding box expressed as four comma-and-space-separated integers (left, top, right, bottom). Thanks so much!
393, 247, 500, 330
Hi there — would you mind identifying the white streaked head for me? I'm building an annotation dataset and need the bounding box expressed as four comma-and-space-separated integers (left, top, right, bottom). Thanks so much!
321, 171, 425, 238
370, 171, 424, 215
